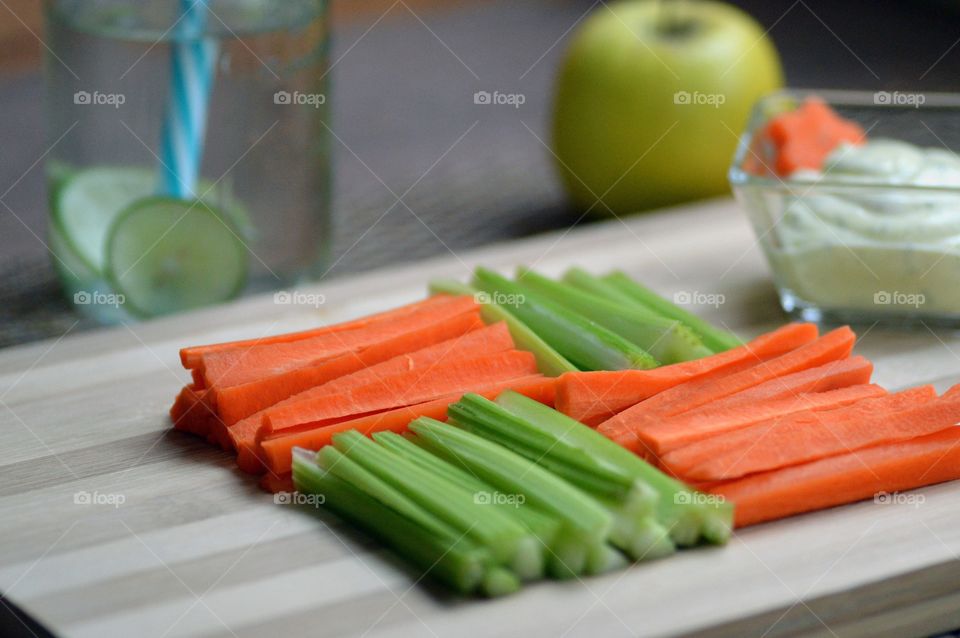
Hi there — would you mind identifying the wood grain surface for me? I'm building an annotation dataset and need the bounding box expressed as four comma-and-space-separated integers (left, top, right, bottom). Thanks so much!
3, 198, 960, 638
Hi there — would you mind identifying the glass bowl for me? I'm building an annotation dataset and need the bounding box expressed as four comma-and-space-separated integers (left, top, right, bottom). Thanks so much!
729, 89, 960, 327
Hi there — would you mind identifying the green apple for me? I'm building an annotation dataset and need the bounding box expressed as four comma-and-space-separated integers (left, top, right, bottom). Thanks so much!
551, 0, 783, 215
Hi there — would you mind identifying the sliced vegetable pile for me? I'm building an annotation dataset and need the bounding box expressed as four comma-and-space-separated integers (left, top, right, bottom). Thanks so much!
292, 391, 731, 595
172, 267, 736, 486
558, 323, 960, 527
170, 265, 960, 595
172, 294, 555, 485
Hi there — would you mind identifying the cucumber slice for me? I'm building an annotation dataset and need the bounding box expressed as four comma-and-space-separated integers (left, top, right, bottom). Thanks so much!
105, 197, 247, 317
48, 215, 99, 289
53, 166, 255, 277
53, 166, 156, 273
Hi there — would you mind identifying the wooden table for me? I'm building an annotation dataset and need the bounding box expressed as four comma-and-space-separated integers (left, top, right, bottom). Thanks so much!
3, 198, 960, 638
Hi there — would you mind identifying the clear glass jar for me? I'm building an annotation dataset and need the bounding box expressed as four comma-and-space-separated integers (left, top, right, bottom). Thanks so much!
730, 89, 960, 327
43, 0, 331, 321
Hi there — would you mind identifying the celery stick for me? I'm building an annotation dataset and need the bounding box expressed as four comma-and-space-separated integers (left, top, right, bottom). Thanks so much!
602, 271, 742, 352
602, 503, 676, 560
586, 544, 629, 575
292, 448, 488, 594
409, 417, 612, 577
482, 567, 522, 596
449, 395, 655, 507
563, 267, 642, 307
517, 268, 713, 364
332, 431, 543, 579
472, 268, 658, 371
428, 278, 576, 376
373, 431, 562, 552
449, 393, 674, 560
495, 391, 733, 546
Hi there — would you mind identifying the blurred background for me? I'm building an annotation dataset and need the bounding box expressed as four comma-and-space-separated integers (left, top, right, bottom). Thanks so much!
1, 0, 959, 347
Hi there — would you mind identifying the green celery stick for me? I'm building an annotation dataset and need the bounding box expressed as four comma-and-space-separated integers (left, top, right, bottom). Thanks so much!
449, 394, 655, 507
563, 267, 643, 307
481, 567, 521, 597
517, 268, 713, 364
495, 391, 734, 546
586, 544, 629, 575
409, 417, 613, 578
428, 278, 575, 376
599, 497, 675, 560
292, 448, 490, 595
372, 431, 562, 551
471, 268, 658, 371
449, 393, 675, 560
332, 431, 543, 579
602, 271, 742, 352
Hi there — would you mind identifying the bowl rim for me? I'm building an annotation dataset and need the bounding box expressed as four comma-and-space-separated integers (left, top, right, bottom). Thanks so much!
728, 88, 960, 194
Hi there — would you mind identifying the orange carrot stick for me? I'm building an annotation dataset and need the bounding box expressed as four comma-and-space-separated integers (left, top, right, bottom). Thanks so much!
220, 321, 513, 452
762, 98, 866, 176
199, 295, 479, 387
710, 426, 960, 527
710, 355, 873, 404
637, 356, 874, 454
598, 326, 856, 453
179, 295, 460, 368
258, 375, 556, 475
262, 349, 538, 434
169, 384, 219, 437
556, 323, 819, 425
644, 383, 886, 456
665, 385, 949, 481
230, 351, 539, 473
213, 312, 487, 424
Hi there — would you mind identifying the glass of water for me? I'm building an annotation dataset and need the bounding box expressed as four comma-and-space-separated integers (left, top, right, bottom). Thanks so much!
43, 0, 331, 322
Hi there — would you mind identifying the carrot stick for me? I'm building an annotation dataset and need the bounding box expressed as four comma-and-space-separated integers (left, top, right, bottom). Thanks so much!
556, 323, 819, 425
221, 321, 513, 452
637, 356, 874, 454
711, 355, 873, 403
598, 326, 856, 453
199, 295, 479, 387
645, 383, 886, 456
664, 385, 950, 481
287, 321, 515, 400
230, 349, 538, 474
213, 312, 486, 424
232, 350, 539, 473
710, 426, 960, 527
761, 98, 866, 176
258, 375, 556, 475
179, 295, 459, 368
169, 384, 219, 437
262, 349, 538, 434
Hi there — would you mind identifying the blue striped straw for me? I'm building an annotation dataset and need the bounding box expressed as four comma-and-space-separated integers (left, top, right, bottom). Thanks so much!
158, 0, 218, 199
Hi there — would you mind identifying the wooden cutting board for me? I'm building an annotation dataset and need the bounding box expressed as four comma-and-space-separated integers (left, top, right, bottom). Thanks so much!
3, 198, 960, 638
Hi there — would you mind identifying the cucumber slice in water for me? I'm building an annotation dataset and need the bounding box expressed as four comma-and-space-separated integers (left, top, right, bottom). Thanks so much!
105, 197, 247, 317
53, 166, 254, 276
53, 166, 156, 273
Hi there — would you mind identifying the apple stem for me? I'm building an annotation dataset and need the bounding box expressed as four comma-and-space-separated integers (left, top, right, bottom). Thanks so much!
655, 0, 696, 37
